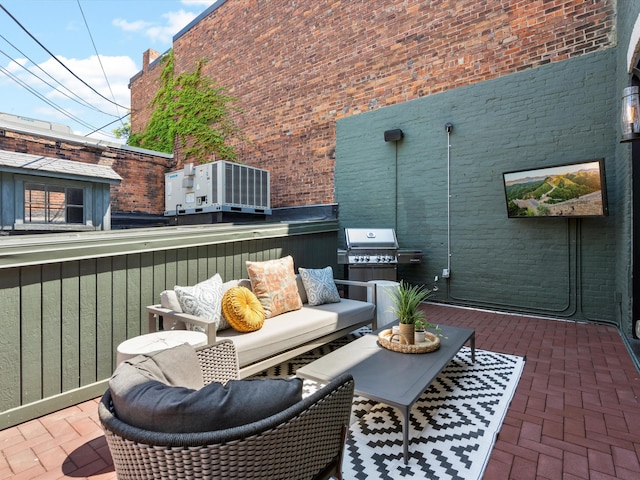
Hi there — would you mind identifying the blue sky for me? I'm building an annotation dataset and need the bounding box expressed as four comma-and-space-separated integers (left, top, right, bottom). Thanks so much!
0, 0, 213, 142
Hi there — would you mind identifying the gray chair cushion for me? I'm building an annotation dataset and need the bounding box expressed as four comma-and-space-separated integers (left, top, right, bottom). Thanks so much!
115, 377, 303, 433
109, 343, 205, 426
109, 343, 303, 433
111, 342, 205, 390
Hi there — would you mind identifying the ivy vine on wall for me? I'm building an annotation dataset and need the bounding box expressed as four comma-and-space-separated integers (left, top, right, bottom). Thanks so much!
129, 49, 244, 163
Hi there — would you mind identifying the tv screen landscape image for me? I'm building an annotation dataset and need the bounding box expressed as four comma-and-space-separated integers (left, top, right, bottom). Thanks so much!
503, 159, 608, 218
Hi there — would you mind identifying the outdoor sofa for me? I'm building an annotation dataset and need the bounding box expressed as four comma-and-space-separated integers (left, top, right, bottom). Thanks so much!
146, 256, 377, 377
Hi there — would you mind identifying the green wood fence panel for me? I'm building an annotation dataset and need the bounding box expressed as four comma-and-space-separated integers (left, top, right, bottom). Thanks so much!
0, 221, 338, 429
0, 269, 21, 411
61, 261, 80, 392
42, 263, 62, 398
79, 260, 98, 386
21, 265, 42, 405
96, 257, 114, 380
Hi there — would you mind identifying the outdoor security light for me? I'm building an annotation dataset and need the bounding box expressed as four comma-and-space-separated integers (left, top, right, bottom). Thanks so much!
621, 85, 640, 142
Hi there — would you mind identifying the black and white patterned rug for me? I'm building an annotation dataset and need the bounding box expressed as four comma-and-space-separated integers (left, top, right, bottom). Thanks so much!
255, 329, 525, 480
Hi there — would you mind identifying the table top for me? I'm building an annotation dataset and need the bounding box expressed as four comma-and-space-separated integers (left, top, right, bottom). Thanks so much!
296, 324, 475, 408
116, 330, 208, 364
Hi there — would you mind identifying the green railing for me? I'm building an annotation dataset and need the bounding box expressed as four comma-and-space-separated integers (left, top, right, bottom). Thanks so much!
0, 220, 339, 429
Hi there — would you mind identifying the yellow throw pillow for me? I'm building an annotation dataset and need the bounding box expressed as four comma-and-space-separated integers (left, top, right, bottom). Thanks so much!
221, 286, 266, 332
245, 256, 303, 318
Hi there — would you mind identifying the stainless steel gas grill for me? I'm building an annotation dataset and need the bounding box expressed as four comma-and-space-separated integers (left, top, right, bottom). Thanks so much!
338, 228, 423, 300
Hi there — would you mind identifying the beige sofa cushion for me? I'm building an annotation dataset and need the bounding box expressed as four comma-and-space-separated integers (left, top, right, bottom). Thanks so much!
217, 298, 375, 367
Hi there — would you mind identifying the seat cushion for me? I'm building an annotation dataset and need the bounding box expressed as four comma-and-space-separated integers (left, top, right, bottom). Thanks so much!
221, 286, 266, 332
218, 299, 375, 367
109, 343, 205, 426
112, 376, 303, 433
298, 266, 341, 306
245, 256, 302, 318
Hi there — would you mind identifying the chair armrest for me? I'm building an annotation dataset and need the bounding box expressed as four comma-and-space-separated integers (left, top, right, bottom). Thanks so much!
196, 339, 240, 384
146, 305, 217, 344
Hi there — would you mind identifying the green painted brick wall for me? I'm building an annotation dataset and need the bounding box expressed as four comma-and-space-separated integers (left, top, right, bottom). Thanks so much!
336, 49, 618, 323
613, 0, 640, 340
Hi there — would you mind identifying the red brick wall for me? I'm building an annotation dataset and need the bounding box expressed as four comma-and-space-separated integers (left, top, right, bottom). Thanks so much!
0, 130, 172, 214
130, 0, 615, 208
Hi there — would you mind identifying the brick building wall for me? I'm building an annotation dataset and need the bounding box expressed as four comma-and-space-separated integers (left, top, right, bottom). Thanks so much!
0, 129, 172, 215
130, 0, 615, 208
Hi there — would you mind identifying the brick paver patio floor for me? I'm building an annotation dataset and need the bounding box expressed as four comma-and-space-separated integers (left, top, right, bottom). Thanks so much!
1, 303, 639, 479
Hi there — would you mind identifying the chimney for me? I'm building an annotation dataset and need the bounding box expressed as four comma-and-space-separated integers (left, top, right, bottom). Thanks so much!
142, 49, 161, 73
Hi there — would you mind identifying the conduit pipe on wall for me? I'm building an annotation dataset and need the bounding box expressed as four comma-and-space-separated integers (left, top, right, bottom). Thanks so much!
441, 122, 577, 316
445, 123, 453, 279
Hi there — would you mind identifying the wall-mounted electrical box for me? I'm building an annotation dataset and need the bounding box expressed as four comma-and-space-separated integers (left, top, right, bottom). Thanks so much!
165, 161, 271, 216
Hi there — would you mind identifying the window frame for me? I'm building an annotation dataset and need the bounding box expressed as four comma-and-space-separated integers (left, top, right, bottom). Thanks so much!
14, 176, 94, 231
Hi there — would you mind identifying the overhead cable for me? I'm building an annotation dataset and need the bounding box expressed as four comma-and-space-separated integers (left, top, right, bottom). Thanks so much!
85, 112, 130, 137
0, 44, 118, 117
0, 63, 113, 135
0, 3, 129, 110
76, 0, 125, 129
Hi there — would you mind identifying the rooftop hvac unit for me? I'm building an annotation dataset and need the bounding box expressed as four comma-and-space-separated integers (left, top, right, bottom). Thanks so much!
165, 161, 271, 216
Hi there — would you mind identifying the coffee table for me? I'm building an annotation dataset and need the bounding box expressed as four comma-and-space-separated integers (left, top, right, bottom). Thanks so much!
296, 323, 475, 464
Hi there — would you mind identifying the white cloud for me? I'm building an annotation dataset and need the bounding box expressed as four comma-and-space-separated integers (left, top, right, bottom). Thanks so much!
13, 54, 137, 125
112, 18, 152, 33
145, 10, 199, 44
113, 9, 199, 46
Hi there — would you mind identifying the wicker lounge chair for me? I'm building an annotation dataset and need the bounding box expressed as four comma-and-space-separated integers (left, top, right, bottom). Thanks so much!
99, 339, 355, 480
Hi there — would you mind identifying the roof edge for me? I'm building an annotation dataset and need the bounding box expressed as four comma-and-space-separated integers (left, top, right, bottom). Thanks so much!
173, 0, 229, 42
0, 119, 173, 159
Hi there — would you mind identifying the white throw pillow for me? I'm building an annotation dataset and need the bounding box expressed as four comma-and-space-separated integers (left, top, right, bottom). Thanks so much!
298, 266, 341, 306
174, 273, 228, 331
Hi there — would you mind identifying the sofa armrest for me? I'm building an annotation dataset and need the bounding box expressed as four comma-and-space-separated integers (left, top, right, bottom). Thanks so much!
146, 305, 217, 344
333, 279, 377, 305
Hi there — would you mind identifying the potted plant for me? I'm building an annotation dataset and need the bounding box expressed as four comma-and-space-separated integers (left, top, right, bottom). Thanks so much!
414, 319, 428, 343
389, 281, 434, 345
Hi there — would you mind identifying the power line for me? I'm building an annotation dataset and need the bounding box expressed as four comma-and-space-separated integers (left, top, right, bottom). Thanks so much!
0, 2, 129, 111
85, 112, 130, 137
0, 63, 114, 135
0, 42, 118, 117
76, 0, 125, 129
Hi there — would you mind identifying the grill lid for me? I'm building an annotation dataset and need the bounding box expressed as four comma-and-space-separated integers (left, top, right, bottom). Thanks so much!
345, 228, 399, 249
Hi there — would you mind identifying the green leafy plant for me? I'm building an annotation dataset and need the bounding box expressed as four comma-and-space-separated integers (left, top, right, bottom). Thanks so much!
413, 319, 429, 331
128, 49, 244, 163
414, 318, 444, 337
389, 281, 434, 325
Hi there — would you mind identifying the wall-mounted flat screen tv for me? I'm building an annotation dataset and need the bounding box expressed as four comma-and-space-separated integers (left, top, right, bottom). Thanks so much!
503, 159, 608, 218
